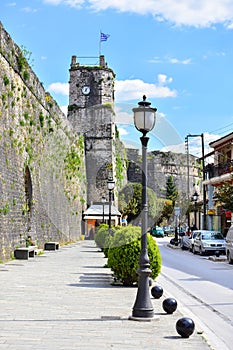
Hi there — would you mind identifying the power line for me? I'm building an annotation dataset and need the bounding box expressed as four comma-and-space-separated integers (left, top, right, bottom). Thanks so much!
209, 122, 233, 135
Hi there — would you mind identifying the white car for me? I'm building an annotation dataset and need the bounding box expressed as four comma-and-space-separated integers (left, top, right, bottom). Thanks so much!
192, 230, 226, 256
226, 226, 233, 264
180, 231, 198, 251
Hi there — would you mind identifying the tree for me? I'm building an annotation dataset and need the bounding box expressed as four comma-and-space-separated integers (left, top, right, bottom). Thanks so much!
156, 198, 173, 226
153, 175, 179, 225
215, 180, 233, 211
165, 175, 178, 204
118, 182, 158, 224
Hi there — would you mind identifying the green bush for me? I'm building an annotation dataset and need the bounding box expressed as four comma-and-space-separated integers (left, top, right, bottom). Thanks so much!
94, 224, 112, 257
107, 225, 162, 286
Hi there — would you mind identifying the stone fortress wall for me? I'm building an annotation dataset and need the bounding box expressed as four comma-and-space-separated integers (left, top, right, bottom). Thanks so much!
0, 22, 86, 261
127, 149, 201, 221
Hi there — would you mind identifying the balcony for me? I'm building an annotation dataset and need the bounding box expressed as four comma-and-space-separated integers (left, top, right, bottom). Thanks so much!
206, 160, 233, 179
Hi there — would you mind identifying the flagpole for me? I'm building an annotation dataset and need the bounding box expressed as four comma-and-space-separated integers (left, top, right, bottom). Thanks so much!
99, 31, 110, 57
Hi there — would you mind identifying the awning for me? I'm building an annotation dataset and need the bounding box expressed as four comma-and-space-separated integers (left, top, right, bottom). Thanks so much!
83, 203, 121, 220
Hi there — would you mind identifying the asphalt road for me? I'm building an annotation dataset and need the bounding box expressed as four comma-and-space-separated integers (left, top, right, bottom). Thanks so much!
155, 237, 233, 350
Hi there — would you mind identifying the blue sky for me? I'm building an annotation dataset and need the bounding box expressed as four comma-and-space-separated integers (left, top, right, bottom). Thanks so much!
1, 0, 233, 158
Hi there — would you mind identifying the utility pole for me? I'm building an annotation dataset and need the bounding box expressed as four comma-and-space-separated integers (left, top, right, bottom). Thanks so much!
185, 134, 206, 229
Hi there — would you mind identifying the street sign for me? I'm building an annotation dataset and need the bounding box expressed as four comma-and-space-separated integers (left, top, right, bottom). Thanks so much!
174, 206, 180, 216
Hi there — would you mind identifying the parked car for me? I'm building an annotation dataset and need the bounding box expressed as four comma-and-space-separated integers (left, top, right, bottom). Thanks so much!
192, 230, 226, 256
225, 226, 233, 264
150, 226, 164, 238
163, 226, 174, 236
180, 231, 198, 251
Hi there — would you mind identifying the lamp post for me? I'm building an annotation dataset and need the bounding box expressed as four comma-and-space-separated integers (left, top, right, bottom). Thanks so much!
107, 177, 115, 234
193, 191, 199, 229
131, 95, 157, 320
101, 196, 106, 223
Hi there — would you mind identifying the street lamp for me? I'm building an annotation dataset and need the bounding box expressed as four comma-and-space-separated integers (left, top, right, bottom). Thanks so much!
101, 196, 106, 223
131, 95, 157, 320
193, 191, 199, 229
107, 176, 115, 234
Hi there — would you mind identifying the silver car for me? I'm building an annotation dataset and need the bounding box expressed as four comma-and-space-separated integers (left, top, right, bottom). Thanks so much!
180, 231, 198, 251
226, 226, 233, 264
192, 230, 226, 256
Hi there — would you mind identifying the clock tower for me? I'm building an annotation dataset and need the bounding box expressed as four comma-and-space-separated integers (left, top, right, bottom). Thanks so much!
67, 55, 116, 207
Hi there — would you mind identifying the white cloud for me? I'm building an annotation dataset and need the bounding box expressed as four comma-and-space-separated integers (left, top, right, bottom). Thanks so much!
160, 132, 221, 157
43, 0, 233, 27
117, 127, 128, 136
149, 56, 192, 64
48, 75, 176, 104
43, 0, 84, 8
185, 132, 221, 158
88, 0, 233, 27
60, 105, 68, 116
168, 57, 192, 64
161, 143, 185, 154
43, 0, 63, 4
47, 82, 69, 95
21, 7, 38, 13
158, 74, 173, 85
115, 75, 177, 102
114, 105, 134, 125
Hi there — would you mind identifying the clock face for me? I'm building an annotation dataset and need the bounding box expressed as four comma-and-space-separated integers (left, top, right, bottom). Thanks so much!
82, 86, 90, 95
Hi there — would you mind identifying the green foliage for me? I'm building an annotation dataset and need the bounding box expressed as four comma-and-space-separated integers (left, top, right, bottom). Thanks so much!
118, 183, 158, 224
19, 45, 34, 67
17, 50, 27, 72
118, 183, 141, 221
215, 178, 233, 211
23, 70, 30, 81
3, 74, 9, 86
156, 198, 173, 226
39, 112, 44, 127
0, 204, 10, 215
63, 136, 85, 200
165, 175, 178, 204
107, 225, 162, 286
64, 146, 82, 174
94, 224, 112, 257
115, 153, 125, 187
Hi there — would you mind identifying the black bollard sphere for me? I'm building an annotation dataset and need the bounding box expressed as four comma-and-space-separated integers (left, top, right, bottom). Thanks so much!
162, 298, 177, 314
151, 285, 163, 299
176, 317, 195, 338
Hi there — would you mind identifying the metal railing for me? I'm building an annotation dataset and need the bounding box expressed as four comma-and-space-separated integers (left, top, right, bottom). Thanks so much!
206, 160, 233, 179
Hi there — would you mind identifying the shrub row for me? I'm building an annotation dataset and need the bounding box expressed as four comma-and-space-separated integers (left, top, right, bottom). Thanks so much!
94, 224, 162, 286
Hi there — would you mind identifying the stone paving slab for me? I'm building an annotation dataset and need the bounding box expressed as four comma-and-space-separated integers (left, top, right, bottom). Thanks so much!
0, 241, 211, 349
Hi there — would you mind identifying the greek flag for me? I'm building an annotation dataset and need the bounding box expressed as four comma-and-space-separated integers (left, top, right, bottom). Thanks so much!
101, 32, 110, 42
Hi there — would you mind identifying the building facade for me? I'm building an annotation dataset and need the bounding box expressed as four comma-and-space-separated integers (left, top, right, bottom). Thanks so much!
204, 132, 233, 234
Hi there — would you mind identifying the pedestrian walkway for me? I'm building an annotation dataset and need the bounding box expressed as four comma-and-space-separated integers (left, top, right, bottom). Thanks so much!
0, 240, 211, 350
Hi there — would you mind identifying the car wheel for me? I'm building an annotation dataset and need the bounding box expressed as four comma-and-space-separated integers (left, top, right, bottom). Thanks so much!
192, 245, 197, 254
199, 247, 205, 256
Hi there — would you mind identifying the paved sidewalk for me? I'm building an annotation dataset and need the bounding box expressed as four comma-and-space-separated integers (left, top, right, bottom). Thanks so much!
0, 240, 211, 349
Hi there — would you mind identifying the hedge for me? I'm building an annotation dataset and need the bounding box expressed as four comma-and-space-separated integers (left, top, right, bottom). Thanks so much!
107, 225, 162, 286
